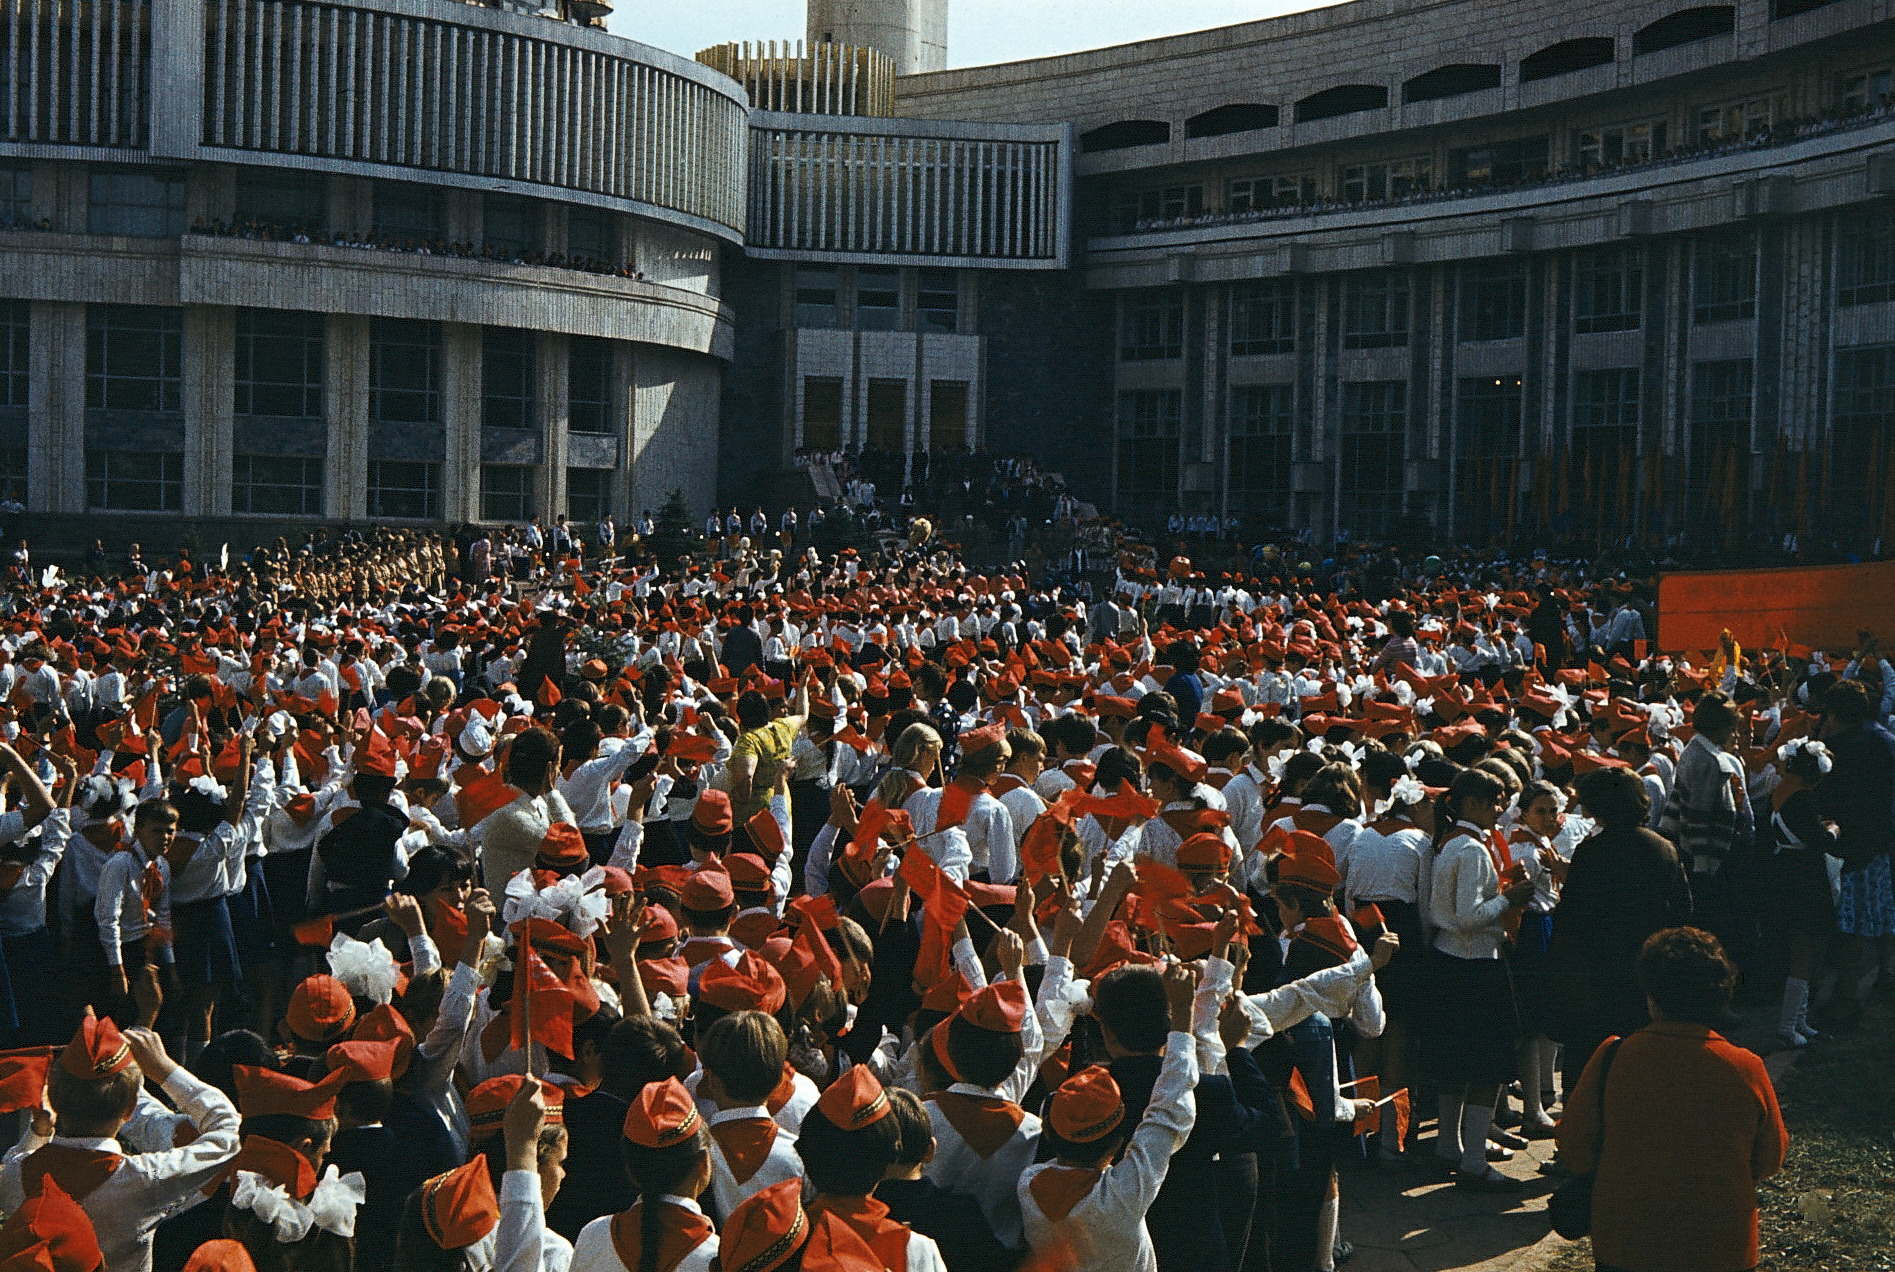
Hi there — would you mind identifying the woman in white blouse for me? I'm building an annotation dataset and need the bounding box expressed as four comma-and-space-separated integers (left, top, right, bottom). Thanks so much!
1421, 768, 1535, 1192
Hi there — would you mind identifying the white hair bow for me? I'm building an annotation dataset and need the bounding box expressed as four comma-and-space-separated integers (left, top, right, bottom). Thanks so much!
326, 933, 401, 1006
1777, 737, 1834, 775
187, 773, 228, 804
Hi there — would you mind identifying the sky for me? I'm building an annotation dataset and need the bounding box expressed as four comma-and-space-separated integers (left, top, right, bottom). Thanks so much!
608, 0, 1342, 69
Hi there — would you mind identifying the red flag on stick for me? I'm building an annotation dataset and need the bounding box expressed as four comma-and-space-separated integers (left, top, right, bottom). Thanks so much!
510, 931, 577, 1060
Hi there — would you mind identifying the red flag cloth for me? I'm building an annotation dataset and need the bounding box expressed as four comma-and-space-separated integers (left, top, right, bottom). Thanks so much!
1253, 824, 1292, 860
1352, 1076, 1381, 1136
537, 678, 562, 709
316, 689, 339, 720
1130, 858, 1193, 931
292, 916, 336, 948
430, 901, 469, 970
666, 733, 719, 764
831, 725, 873, 754
510, 932, 577, 1060
1078, 783, 1160, 823
790, 893, 839, 934
1019, 813, 1067, 885
454, 766, 519, 831
1288, 1068, 1316, 1121
849, 800, 895, 858
789, 913, 845, 996
899, 851, 969, 930
1391, 1088, 1412, 1146
934, 780, 980, 833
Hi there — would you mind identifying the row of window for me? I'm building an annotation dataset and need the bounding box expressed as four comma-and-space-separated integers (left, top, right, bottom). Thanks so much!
1102, 77, 1852, 231
1115, 219, 1888, 362
0, 304, 618, 430
799, 378, 972, 453
68, 451, 617, 521
792, 266, 961, 333
0, 164, 621, 261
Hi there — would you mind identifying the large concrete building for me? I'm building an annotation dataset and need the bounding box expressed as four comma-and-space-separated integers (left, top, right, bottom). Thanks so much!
3, 0, 1892, 549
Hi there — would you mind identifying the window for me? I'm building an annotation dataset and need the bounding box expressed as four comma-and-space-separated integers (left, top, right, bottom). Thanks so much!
232, 455, 324, 516
865, 380, 906, 453
567, 468, 612, 524
233, 172, 325, 231
1340, 157, 1432, 204
568, 337, 613, 434
1843, 67, 1892, 114
802, 378, 843, 451
917, 271, 958, 333
1185, 104, 1277, 138
87, 169, 186, 238
368, 460, 439, 519
0, 447, 25, 504
794, 267, 839, 328
1692, 233, 1757, 322
1111, 185, 1203, 234
370, 319, 441, 424
1633, 6, 1735, 55
1520, 38, 1615, 83
1403, 64, 1503, 104
1342, 270, 1409, 349
482, 329, 536, 431
1229, 385, 1295, 518
86, 306, 182, 412
1, 302, 25, 408
856, 269, 902, 331
1573, 368, 1642, 431
484, 195, 537, 257
1338, 381, 1407, 537
234, 311, 324, 418
1833, 347, 1895, 539
567, 208, 618, 264
1230, 281, 1295, 356
1116, 390, 1181, 508
1574, 248, 1643, 333
929, 381, 969, 452
1227, 174, 1318, 213
1685, 360, 1752, 540
86, 450, 181, 511
1696, 93, 1789, 143
1081, 120, 1169, 154
1295, 84, 1387, 123
1455, 376, 1524, 540
1571, 369, 1642, 532
1448, 136, 1550, 187
1121, 294, 1185, 361
1576, 120, 1668, 171
1772, 0, 1842, 17
0, 162, 30, 226
373, 183, 444, 242
1839, 213, 1895, 306
481, 464, 536, 521
1459, 261, 1527, 342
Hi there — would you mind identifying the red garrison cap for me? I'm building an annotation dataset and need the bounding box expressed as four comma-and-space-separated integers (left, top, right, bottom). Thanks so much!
1276, 830, 1341, 892
1049, 1065, 1126, 1145
420, 1157, 498, 1251
814, 1065, 891, 1131
59, 1010, 133, 1082
698, 952, 788, 1016
1176, 832, 1231, 872
230, 1135, 317, 1200
960, 979, 1029, 1033
719, 1179, 810, 1272
182, 1240, 259, 1272
1293, 915, 1361, 964
323, 1038, 401, 1085
957, 722, 1006, 757
466, 1076, 565, 1142
536, 822, 588, 870
691, 790, 733, 837
349, 1004, 415, 1080
233, 1065, 348, 1121
622, 1076, 701, 1149
285, 974, 357, 1043
681, 870, 735, 912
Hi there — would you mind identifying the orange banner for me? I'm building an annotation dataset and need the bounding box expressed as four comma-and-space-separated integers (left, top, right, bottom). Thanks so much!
1658, 561, 1895, 656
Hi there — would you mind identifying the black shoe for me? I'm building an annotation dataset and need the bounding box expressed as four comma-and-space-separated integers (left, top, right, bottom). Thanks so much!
1333, 1239, 1356, 1265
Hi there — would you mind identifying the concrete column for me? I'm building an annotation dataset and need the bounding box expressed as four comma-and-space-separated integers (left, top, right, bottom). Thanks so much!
442, 323, 483, 523
611, 343, 637, 521
538, 331, 569, 520
324, 315, 370, 522
190, 168, 235, 229
447, 192, 482, 246
182, 306, 235, 516
632, 349, 719, 517
541, 205, 567, 257
326, 177, 373, 238
27, 302, 85, 513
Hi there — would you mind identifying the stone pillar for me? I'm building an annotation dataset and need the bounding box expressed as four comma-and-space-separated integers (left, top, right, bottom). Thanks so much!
612, 343, 637, 521
447, 192, 482, 247
30, 162, 84, 233
182, 306, 235, 516
190, 168, 235, 230
442, 323, 483, 523
324, 315, 370, 521
27, 302, 85, 513
538, 331, 569, 521
327, 177, 373, 239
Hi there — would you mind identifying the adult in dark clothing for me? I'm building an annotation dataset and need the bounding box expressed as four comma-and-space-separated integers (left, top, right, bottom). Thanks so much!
1548, 767, 1694, 1089
719, 606, 766, 680
1094, 959, 1290, 1272
1816, 679, 1895, 1028
513, 612, 571, 705
882, 1086, 1015, 1270
1528, 588, 1568, 669
329, 1070, 446, 1272
311, 767, 407, 918
1163, 640, 1205, 731
544, 1014, 692, 1240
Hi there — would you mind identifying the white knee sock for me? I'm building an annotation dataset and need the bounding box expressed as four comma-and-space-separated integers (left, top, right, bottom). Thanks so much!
1780, 977, 1810, 1036
1520, 1043, 1545, 1118
1459, 1104, 1495, 1175
1436, 1093, 1464, 1161
1317, 1184, 1339, 1271
1540, 1040, 1560, 1103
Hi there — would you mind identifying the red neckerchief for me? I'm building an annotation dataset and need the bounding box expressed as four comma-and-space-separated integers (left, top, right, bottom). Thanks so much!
1292, 806, 1343, 837
807, 1195, 911, 1269
928, 1091, 1026, 1159
24, 1144, 122, 1203
1029, 1166, 1103, 1223
709, 1117, 779, 1184
610, 1202, 713, 1272
765, 1064, 799, 1116
990, 773, 1030, 797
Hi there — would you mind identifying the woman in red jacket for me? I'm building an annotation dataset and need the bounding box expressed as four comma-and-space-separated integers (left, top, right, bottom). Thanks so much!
1556, 927, 1788, 1272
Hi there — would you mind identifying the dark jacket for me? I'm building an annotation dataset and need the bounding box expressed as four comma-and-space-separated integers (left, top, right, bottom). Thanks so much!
1818, 720, 1895, 869
878, 1176, 1014, 1270
328, 1122, 445, 1272
314, 803, 408, 913
720, 624, 765, 679
1549, 825, 1693, 1044
1108, 1045, 1284, 1272
546, 1089, 635, 1241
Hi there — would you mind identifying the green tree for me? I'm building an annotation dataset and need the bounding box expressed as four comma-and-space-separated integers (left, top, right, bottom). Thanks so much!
650, 489, 699, 569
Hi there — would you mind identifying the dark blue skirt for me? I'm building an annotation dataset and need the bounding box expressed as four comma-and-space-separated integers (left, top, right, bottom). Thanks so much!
172, 895, 242, 987
228, 867, 276, 966
1, 926, 55, 1044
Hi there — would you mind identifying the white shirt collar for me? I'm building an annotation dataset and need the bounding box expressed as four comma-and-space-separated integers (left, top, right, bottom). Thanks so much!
709, 1105, 773, 1125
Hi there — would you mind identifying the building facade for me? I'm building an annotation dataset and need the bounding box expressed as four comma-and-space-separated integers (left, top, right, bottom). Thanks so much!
3, 0, 1891, 550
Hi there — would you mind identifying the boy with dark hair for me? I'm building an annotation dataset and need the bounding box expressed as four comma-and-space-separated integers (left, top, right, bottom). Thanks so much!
800, 1068, 947, 1271
695, 1011, 804, 1221
878, 1085, 1011, 1271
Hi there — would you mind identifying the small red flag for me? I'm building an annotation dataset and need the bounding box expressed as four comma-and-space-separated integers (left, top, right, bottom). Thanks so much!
935, 781, 977, 833
292, 916, 336, 948
1352, 1075, 1381, 1136
1079, 782, 1159, 823
510, 932, 577, 1060
1288, 1068, 1316, 1121
537, 677, 562, 709
1019, 813, 1067, 885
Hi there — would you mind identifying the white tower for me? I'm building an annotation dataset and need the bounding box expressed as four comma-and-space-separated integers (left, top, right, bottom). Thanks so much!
806, 0, 946, 75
